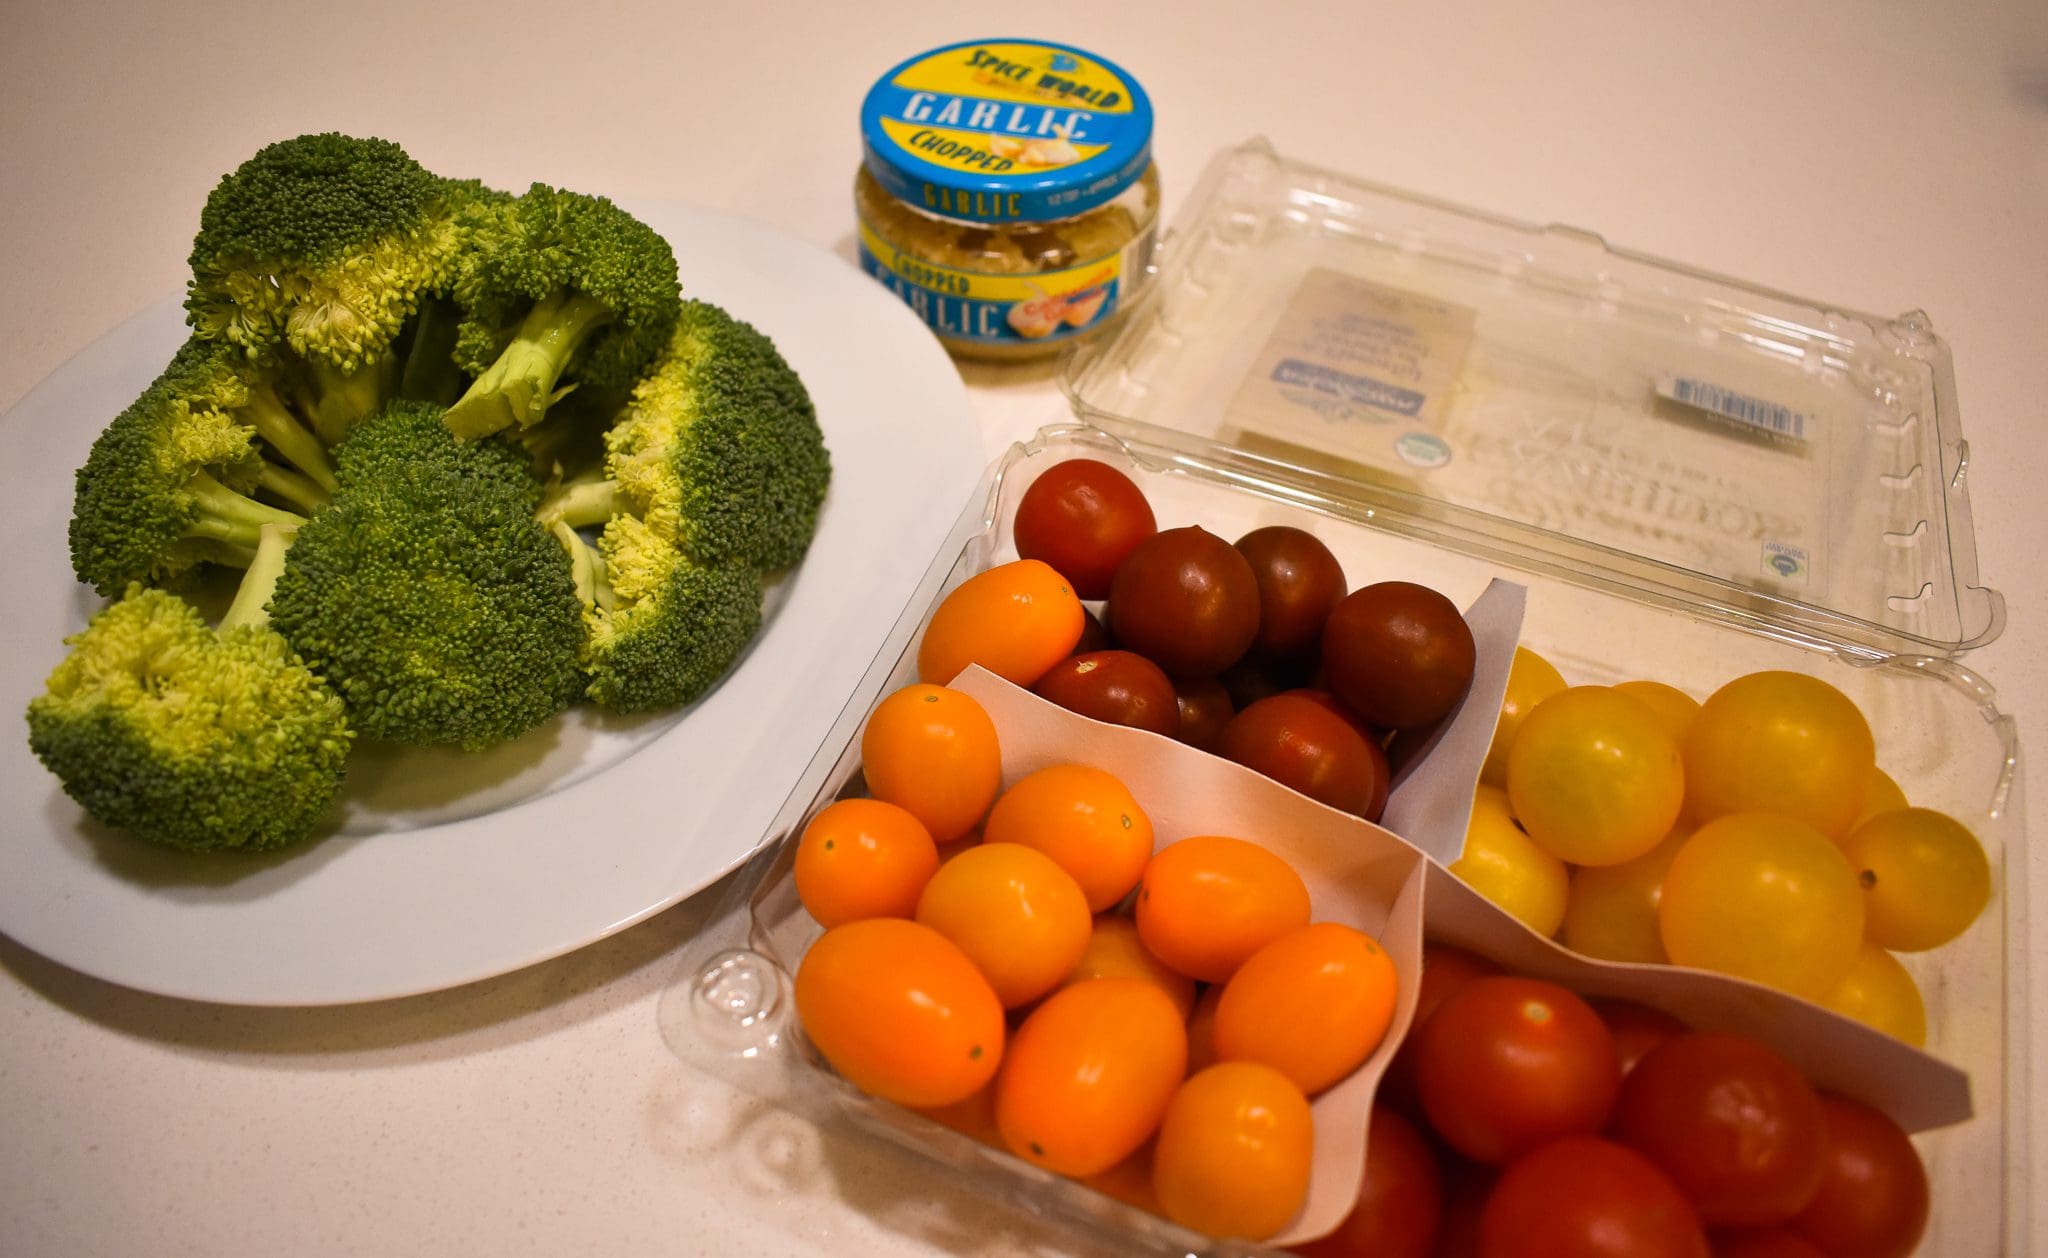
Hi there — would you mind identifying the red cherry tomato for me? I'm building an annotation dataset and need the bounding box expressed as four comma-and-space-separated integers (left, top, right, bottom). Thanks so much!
1790, 1095, 1929, 1258
1012, 459, 1157, 600
1218, 692, 1388, 818
1713, 1230, 1830, 1258
1172, 676, 1234, 752
1321, 582, 1476, 729
1612, 1033, 1828, 1229
1234, 525, 1347, 662
1032, 650, 1180, 736
1479, 1136, 1710, 1258
1594, 999, 1690, 1076
1289, 1104, 1444, 1258
1107, 526, 1261, 678
1382, 944, 1503, 1113
1414, 976, 1620, 1164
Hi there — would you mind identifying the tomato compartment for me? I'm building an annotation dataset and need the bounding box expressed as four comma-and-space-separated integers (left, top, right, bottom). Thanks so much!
661, 138, 2022, 1255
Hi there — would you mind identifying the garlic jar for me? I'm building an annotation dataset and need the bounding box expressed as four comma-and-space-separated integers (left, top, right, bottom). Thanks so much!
856, 39, 1160, 362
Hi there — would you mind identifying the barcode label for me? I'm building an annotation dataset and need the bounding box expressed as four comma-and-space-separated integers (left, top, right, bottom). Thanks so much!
1657, 376, 1808, 441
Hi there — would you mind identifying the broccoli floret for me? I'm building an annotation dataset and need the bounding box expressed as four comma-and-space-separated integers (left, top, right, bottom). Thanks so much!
546, 514, 763, 714
27, 524, 353, 853
68, 351, 313, 596
538, 300, 829, 572
185, 134, 491, 442
443, 184, 681, 440
267, 401, 586, 751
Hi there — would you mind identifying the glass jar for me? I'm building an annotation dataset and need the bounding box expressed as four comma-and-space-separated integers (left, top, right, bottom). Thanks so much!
856, 39, 1160, 363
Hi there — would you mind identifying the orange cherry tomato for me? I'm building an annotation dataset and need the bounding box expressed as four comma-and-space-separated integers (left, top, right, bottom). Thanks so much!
916, 842, 1093, 1008
981, 763, 1155, 912
917, 558, 1085, 687
794, 917, 1005, 1109
1151, 1061, 1315, 1241
995, 977, 1189, 1177
912, 1082, 1003, 1147
1064, 913, 1198, 1019
792, 798, 940, 928
860, 684, 1002, 843
1136, 835, 1311, 983
1213, 921, 1400, 1095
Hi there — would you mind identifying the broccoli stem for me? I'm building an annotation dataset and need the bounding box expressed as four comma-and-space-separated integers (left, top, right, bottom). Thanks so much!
184, 470, 308, 549
257, 462, 329, 515
445, 290, 614, 440
398, 296, 468, 406
536, 475, 620, 528
241, 382, 339, 493
305, 354, 396, 446
547, 518, 618, 614
219, 523, 296, 632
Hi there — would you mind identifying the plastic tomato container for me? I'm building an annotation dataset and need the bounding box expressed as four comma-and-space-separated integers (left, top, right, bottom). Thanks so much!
661, 139, 2027, 1254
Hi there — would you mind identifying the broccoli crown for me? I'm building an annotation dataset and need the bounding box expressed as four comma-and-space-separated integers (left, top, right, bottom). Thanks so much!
26, 585, 353, 853
450, 183, 682, 389
605, 300, 830, 572
68, 346, 307, 595
186, 133, 474, 372
566, 515, 764, 714
267, 401, 586, 750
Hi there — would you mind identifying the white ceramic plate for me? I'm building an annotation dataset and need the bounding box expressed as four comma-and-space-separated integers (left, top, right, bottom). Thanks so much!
0, 203, 984, 1005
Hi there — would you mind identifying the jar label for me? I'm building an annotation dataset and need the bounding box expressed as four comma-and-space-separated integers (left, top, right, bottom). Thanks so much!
858, 215, 1153, 345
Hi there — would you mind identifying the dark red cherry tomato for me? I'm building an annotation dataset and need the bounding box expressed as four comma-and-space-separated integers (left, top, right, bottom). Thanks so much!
1789, 1095, 1929, 1258
1479, 1136, 1709, 1258
1234, 525, 1347, 662
1281, 689, 1390, 821
1012, 459, 1156, 600
1172, 676, 1234, 753
1289, 1104, 1444, 1258
1218, 692, 1388, 818
1031, 650, 1179, 737
1321, 582, 1476, 730
1415, 976, 1619, 1165
1074, 606, 1115, 654
1106, 526, 1260, 678
1613, 1033, 1827, 1229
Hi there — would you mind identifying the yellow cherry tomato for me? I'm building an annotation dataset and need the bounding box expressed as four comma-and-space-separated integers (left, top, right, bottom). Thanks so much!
1560, 828, 1688, 964
1451, 786, 1570, 937
1507, 687, 1685, 867
1480, 646, 1568, 788
1838, 807, 1992, 952
1610, 680, 1701, 743
1852, 766, 1910, 829
1820, 941, 1927, 1047
1682, 670, 1874, 839
1658, 812, 1865, 1001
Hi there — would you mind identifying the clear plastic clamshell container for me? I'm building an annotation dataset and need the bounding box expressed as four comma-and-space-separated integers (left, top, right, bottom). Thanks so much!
660, 140, 2028, 1255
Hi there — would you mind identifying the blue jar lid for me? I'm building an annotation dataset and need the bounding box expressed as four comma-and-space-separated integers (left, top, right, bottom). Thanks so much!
860, 38, 1154, 224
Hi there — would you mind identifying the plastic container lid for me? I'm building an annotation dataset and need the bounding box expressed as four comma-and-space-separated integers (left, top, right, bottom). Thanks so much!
860, 38, 1154, 224
1063, 138, 2005, 661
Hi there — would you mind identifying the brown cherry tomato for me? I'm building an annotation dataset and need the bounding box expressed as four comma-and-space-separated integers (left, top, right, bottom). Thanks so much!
1074, 606, 1115, 654
1172, 676, 1234, 752
1107, 526, 1261, 679
1221, 653, 1313, 710
1234, 525, 1348, 662
1012, 459, 1157, 600
1032, 650, 1180, 737
1321, 581, 1476, 730
1218, 692, 1388, 819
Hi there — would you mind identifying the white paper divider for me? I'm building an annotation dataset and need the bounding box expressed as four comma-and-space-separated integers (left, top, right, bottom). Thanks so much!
948, 666, 1426, 1246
